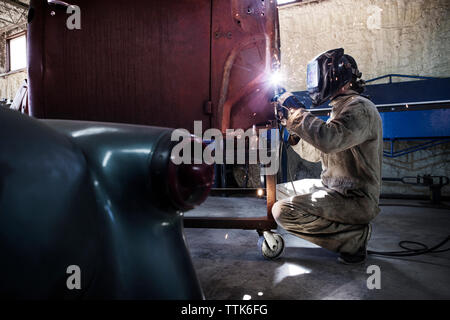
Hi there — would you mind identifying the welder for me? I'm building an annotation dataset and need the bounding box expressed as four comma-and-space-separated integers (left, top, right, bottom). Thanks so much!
272, 48, 383, 264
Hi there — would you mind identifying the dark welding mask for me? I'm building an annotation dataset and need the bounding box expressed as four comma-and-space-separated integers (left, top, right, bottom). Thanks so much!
306, 48, 361, 107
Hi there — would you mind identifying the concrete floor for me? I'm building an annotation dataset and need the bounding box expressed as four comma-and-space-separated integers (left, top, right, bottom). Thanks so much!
184, 196, 450, 300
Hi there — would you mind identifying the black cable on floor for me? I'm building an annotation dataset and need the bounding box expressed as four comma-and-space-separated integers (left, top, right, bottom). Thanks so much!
379, 203, 450, 210
371, 203, 450, 256
368, 236, 450, 257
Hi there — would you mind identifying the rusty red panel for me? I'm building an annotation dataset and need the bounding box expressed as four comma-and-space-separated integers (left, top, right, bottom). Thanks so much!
28, 0, 280, 132
29, 0, 212, 132
211, 0, 280, 132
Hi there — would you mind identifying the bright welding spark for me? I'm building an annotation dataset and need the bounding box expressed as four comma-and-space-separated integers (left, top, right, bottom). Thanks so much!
243, 294, 252, 300
225, 233, 228, 239
257, 188, 264, 197
258, 292, 263, 296
270, 71, 284, 86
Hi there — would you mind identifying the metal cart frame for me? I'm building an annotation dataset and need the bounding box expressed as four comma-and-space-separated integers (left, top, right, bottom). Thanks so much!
183, 123, 285, 259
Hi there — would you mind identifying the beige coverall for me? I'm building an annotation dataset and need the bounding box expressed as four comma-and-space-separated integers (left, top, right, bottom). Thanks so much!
272, 90, 383, 254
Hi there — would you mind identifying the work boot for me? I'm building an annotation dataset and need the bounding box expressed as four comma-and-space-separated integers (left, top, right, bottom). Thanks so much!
338, 224, 372, 265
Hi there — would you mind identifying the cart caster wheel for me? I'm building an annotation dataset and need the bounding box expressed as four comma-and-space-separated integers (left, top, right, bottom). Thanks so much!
258, 232, 285, 260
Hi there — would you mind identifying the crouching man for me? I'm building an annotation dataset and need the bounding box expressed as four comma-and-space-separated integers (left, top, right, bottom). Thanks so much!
272, 48, 383, 264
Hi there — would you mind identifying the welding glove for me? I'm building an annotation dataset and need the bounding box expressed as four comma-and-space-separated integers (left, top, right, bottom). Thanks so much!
271, 87, 286, 101
273, 91, 307, 125
275, 91, 307, 110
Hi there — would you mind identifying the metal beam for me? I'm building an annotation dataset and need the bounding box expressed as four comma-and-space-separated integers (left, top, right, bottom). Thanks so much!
2, 0, 28, 10
184, 216, 277, 230
310, 100, 450, 116
0, 17, 15, 24
0, 21, 26, 33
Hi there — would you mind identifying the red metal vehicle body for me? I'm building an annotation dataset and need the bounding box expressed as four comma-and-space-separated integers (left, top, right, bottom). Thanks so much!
27, 0, 282, 253
28, 0, 280, 133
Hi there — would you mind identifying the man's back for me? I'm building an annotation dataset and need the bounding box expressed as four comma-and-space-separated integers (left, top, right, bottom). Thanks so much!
321, 93, 383, 210
285, 90, 383, 224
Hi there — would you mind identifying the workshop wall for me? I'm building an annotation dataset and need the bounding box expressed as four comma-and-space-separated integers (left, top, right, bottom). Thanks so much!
382, 140, 450, 198
279, 0, 450, 90
279, 0, 450, 198
0, 69, 27, 101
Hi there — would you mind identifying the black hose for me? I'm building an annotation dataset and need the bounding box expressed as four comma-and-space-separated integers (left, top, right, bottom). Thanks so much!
370, 203, 449, 257
379, 203, 450, 210
368, 236, 450, 257
278, 126, 298, 195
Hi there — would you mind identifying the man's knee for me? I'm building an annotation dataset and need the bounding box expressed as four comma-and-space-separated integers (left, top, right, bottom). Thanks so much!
272, 198, 296, 226
271, 200, 285, 222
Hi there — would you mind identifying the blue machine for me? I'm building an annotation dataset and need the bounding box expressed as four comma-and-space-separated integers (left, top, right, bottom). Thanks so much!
294, 75, 450, 158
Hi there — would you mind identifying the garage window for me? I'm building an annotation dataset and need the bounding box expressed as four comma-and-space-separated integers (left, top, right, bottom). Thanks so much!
7, 33, 27, 72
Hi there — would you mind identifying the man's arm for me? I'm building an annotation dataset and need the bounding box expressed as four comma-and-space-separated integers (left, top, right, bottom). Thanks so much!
286, 99, 371, 154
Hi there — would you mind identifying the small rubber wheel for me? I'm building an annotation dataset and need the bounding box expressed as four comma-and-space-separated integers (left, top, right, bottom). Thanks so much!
258, 233, 285, 260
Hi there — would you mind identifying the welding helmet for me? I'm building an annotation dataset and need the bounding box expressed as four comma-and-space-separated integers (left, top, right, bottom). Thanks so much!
306, 48, 361, 106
